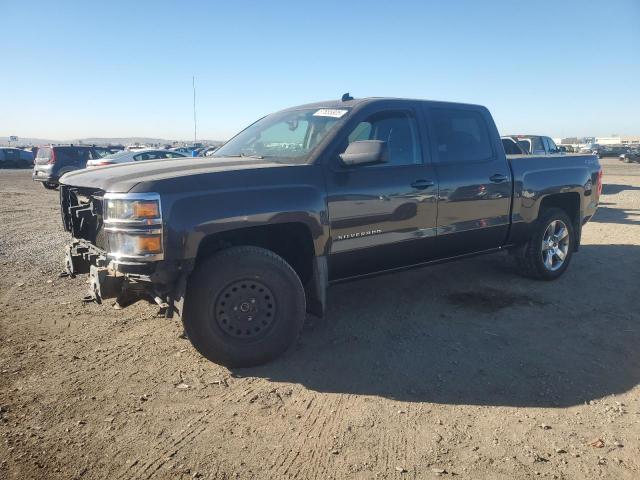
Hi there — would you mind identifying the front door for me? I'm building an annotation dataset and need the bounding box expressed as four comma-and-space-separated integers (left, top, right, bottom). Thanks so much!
325, 105, 438, 281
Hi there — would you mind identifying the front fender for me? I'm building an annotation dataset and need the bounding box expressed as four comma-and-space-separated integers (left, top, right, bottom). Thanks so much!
162, 183, 328, 261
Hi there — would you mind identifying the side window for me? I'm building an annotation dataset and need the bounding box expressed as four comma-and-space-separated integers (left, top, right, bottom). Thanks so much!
546, 137, 559, 153
79, 149, 93, 160
430, 108, 493, 162
54, 148, 75, 163
135, 152, 164, 161
343, 111, 422, 166
531, 137, 544, 154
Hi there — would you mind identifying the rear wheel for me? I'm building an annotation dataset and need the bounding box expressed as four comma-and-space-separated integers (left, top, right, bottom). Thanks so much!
183, 246, 306, 367
42, 182, 57, 190
515, 208, 574, 280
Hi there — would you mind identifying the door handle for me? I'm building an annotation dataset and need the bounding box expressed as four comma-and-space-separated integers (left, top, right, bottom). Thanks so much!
410, 179, 435, 190
489, 174, 508, 183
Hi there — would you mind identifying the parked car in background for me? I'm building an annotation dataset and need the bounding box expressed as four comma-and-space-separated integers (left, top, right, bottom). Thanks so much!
94, 145, 125, 156
59, 96, 602, 367
0, 147, 34, 168
505, 135, 563, 155
193, 146, 220, 157
599, 145, 630, 157
619, 149, 640, 163
85, 149, 188, 168
579, 143, 601, 155
501, 137, 527, 155
170, 146, 200, 156
32, 145, 104, 189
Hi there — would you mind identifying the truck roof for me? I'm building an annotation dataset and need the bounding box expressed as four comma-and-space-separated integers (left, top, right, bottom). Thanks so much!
281, 97, 487, 112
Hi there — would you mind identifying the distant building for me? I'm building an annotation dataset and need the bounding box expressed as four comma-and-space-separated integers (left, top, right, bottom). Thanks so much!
596, 136, 640, 145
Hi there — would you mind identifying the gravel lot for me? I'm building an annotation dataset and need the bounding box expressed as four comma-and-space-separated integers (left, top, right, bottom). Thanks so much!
1, 158, 639, 479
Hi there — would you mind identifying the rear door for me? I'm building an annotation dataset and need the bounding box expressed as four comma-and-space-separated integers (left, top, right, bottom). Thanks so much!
425, 105, 513, 257
325, 102, 439, 280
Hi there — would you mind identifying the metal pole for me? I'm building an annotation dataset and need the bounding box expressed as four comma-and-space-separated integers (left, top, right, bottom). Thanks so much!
193, 76, 197, 144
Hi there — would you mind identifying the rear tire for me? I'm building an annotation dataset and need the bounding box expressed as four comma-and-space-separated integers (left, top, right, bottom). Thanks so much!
183, 246, 306, 367
514, 208, 574, 280
42, 182, 57, 190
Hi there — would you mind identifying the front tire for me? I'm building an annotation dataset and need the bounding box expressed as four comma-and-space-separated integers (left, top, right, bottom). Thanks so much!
42, 182, 57, 190
183, 246, 306, 367
515, 208, 574, 280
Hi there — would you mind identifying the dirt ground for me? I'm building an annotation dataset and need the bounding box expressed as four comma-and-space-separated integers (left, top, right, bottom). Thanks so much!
1, 158, 639, 480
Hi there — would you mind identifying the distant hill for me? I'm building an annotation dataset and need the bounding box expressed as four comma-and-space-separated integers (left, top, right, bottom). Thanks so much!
0, 136, 224, 147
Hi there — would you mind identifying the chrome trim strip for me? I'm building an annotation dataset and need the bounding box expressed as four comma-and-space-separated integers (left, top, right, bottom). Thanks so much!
103, 218, 162, 226
104, 227, 163, 234
104, 192, 163, 200
107, 252, 164, 262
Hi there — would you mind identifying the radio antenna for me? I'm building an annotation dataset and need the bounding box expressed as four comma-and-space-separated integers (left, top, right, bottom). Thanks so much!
192, 76, 197, 144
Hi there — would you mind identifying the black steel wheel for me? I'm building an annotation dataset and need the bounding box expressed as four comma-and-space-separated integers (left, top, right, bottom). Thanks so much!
214, 279, 277, 340
183, 246, 306, 367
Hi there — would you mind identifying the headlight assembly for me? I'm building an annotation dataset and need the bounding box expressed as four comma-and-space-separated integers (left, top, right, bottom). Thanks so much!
103, 193, 163, 261
104, 196, 161, 224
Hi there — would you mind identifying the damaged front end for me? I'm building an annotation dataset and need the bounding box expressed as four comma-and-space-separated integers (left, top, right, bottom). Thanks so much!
60, 185, 186, 315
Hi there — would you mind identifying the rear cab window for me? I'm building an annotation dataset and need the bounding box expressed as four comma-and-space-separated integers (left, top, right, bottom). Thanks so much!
502, 138, 523, 155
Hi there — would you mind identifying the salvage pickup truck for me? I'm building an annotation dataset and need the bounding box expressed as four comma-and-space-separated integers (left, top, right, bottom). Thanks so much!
58, 97, 602, 367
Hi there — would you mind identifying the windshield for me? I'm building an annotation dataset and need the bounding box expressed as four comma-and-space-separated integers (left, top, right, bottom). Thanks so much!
213, 107, 349, 163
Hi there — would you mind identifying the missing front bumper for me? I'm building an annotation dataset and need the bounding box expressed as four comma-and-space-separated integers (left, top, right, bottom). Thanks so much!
64, 239, 188, 316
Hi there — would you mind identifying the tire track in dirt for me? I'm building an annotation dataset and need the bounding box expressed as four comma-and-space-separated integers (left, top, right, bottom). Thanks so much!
267, 393, 348, 479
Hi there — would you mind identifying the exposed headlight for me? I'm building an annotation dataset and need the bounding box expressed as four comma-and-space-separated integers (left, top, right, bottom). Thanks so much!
103, 193, 163, 260
105, 198, 160, 223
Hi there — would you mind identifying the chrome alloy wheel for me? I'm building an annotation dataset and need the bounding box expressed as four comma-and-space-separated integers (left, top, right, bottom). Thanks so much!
541, 220, 570, 271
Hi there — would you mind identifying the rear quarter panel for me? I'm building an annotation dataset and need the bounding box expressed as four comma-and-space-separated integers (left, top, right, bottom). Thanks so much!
507, 154, 601, 244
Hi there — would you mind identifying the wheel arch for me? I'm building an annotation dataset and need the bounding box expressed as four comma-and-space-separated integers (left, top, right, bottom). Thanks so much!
538, 192, 581, 251
192, 222, 327, 316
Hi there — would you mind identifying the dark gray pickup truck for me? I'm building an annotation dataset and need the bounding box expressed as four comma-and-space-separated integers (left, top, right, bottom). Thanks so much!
58, 97, 602, 366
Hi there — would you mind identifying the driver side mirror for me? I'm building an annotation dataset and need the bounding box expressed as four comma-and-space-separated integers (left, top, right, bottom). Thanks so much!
339, 140, 388, 166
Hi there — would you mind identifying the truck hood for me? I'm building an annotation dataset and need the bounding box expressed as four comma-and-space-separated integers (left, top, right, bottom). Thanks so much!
59, 156, 288, 193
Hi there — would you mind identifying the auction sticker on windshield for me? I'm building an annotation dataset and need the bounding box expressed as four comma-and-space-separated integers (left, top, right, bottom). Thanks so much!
313, 109, 348, 118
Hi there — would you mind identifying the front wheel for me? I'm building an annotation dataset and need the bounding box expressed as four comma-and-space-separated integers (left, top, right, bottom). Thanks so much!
183, 246, 306, 367
42, 182, 57, 190
514, 208, 574, 280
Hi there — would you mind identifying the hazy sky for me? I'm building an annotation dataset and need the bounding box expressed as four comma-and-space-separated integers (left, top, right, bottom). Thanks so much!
2, 0, 639, 141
